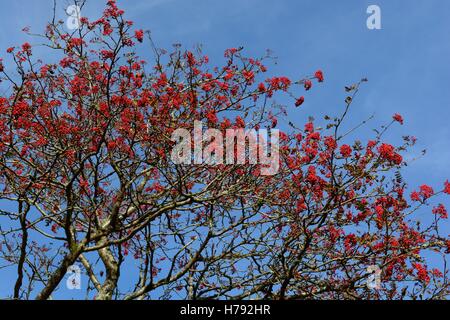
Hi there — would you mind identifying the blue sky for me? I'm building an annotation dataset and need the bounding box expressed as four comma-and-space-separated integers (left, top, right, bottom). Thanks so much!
0, 0, 449, 299
1, 0, 449, 182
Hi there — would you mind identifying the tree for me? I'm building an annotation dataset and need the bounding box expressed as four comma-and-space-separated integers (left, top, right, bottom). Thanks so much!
0, 0, 449, 300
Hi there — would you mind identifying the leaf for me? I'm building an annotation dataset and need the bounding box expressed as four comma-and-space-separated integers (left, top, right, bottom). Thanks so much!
345, 84, 357, 92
